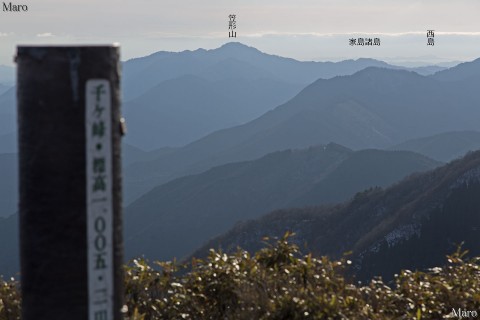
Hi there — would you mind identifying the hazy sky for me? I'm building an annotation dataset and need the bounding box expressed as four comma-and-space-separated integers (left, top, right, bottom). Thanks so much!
1, 0, 480, 66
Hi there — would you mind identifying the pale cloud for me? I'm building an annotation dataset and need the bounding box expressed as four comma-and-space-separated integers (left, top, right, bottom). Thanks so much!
242, 31, 480, 38
36, 33, 54, 38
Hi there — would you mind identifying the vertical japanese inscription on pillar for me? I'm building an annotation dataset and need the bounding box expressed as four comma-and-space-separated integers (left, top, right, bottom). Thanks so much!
86, 79, 113, 320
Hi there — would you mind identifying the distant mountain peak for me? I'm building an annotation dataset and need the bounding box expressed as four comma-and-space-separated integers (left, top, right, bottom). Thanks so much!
355, 58, 382, 63
352, 66, 422, 79
215, 42, 263, 54
345, 58, 389, 66
219, 41, 247, 48
194, 47, 207, 52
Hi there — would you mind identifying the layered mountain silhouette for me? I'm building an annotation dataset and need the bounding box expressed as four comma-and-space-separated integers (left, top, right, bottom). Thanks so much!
124, 59, 480, 203
390, 131, 480, 162
1, 50, 478, 209
122, 42, 440, 101
122, 43, 446, 150
3, 43, 433, 152
192, 150, 480, 281
124, 145, 439, 262
124, 75, 303, 149
0, 46, 477, 280
0, 145, 438, 276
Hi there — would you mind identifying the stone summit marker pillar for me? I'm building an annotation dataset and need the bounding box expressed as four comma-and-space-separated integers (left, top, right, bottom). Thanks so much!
17, 46, 124, 320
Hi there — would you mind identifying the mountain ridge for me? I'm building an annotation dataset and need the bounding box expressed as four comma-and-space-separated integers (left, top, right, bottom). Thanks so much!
124, 145, 439, 263
122, 42, 448, 100
124, 63, 480, 202
191, 150, 480, 281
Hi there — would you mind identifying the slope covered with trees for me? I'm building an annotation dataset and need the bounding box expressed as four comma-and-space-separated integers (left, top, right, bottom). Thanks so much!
193, 151, 480, 282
